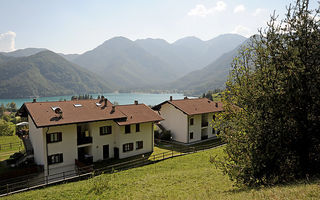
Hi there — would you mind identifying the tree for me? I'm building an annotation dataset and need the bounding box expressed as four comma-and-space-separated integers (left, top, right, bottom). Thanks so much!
214, 0, 320, 186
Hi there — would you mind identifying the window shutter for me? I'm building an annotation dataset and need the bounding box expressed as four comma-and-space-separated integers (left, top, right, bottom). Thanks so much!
130, 143, 133, 151
58, 132, 62, 141
46, 134, 51, 143
100, 127, 103, 135
60, 154, 63, 162
123, 144, 126, 152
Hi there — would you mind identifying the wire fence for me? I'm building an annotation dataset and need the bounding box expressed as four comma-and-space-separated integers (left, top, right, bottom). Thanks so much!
0, 138, 224, 197
0, 142, 23, 152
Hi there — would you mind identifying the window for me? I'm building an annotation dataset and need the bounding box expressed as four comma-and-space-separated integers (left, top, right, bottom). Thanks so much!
212, 128, 215, 134
136, 124, 140, 132
136, 141, 143, 149
213, 115, 216, 121
100, 126, 112, 135
47, 132, 62, 143
125, 125, 131, 134
48, 153, 63, 165
190, 118, 194, 126
190, 132, 194, 139
123, 143, 133, 152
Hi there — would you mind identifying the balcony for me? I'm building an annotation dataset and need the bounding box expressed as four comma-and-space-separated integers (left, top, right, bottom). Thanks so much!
77, 136, 92, 146
201, 121, 208, 127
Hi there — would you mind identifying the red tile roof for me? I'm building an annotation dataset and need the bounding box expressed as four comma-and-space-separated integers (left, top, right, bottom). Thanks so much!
18, 99, 162, 128
153, 98, 223, 115
116, 104, 163, 126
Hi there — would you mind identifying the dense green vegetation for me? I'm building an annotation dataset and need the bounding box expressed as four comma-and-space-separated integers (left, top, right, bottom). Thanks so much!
215, 0, 320, 186
0, 103, 19, 136
2, 147, 320, 200
0, 51, 113, 98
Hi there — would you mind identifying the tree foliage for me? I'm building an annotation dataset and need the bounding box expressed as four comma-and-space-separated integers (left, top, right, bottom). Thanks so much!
214, 0, 320, 186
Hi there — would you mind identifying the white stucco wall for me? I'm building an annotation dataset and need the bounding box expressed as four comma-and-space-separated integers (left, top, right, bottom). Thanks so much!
117, 122, 154, 159
159, 103, 188, 143
46, 124, 78, 174
89, 120, 117, 162
28, 115, 44, 166
188, 114, 202, 142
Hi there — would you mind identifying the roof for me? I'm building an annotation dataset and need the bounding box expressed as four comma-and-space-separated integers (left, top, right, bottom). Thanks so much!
153, 98, 224, 116
115, 104, 163, 126
18, 99, 163, 128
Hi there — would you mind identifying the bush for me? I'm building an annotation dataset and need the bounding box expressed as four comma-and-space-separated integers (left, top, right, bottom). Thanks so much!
0, 120, 15, 136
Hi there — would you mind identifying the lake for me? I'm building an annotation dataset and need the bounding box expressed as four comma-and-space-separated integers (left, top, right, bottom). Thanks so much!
0, 93, 187, 108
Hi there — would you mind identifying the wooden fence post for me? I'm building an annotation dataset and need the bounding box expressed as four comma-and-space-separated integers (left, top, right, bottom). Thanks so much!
6, 184, 9, 195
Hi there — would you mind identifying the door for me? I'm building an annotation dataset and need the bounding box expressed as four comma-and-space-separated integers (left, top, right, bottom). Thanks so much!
114, 147, 119, 159
103, 145, 109, 159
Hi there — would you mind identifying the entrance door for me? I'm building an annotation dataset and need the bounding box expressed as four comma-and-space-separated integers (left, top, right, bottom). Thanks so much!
114, 147, 119, 159
103, 145, 109, 159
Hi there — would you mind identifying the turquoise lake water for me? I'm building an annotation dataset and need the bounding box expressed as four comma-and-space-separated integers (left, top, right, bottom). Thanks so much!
0, 93, 186, 108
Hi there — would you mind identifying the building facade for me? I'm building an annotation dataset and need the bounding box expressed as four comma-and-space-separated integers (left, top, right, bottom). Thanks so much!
18, 98, 162, 175
153, 97, 223, 144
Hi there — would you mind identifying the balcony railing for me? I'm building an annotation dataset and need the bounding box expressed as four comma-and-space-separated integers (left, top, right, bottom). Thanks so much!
201, 121, 208, 127
77, 136, 92, 145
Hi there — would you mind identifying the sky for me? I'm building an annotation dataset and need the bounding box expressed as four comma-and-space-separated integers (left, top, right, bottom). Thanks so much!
0, 0, 318, 54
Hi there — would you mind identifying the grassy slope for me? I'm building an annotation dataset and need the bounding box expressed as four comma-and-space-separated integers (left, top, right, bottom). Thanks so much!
3, 147, 320, 200
0, 135, 23, 161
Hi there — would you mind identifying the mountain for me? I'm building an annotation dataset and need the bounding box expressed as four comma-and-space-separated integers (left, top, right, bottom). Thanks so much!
58, 53, 79, 61
0, 51, 113, 98
0, 48, 47, 57
168, 38, 251, 95
136, 34, 247, 75
73, 36, 177, 89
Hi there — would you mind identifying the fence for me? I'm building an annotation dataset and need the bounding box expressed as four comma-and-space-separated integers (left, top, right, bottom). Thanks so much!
0, 141, 23, 151
0, 138, 224, 196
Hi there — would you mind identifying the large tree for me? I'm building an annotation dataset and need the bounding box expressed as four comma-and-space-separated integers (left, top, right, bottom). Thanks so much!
215, 0, 320, 186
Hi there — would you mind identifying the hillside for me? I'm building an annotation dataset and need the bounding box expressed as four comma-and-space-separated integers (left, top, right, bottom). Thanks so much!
3, 147, 320, 200
136, 34, 247, 75
0, 51, 113, 98
73, 36, 177, 89
0, 48, 47, 57
168, 38, 250, 95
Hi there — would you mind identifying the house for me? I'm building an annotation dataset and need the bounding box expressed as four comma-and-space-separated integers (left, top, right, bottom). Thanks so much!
17, 97, 163, 175
153, 97, 223, 144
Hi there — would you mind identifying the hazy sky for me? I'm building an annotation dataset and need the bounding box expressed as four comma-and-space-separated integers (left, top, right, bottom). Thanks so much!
0, 0, 318, 54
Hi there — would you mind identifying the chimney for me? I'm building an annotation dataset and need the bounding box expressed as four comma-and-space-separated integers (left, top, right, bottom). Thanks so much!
184, 96, 188, 100
32, 98, 37, 103
104, 99, 108, 107
111, 105, 115, 113
215, 102, 218, 107
134, 100, 138, 105
170, 96, 173, 101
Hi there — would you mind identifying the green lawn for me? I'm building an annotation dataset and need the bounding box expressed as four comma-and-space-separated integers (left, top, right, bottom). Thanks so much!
0, 135, 23, 161
3, 147, 320, 200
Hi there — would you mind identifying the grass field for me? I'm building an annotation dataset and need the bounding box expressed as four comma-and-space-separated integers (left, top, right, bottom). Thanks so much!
0, 135, 23, 161
2, 147, 320, 200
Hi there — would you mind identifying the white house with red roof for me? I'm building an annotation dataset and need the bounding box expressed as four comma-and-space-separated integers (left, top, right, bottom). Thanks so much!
153, 97, 223, 144
17, 97, 163, 175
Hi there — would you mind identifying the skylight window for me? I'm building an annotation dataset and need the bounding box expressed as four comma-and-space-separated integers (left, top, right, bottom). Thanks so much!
74, 104, 82, 107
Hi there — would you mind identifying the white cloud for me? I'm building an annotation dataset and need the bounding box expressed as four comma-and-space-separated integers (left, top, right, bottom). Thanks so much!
188, 1, 227, 17
234, 5, 245, 14
253, 8, 266, 16
0, 31, 16, 52
232, 25, 251, 37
